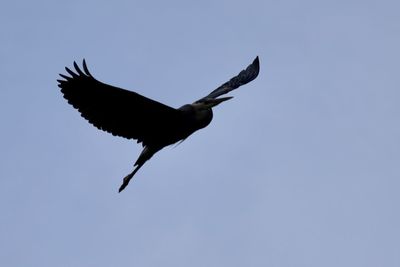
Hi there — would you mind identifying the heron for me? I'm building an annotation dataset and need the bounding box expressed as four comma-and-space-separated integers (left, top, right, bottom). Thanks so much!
58, 56, 260, 192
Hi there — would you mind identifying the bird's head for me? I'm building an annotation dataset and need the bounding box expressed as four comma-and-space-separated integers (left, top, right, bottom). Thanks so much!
192, 96, 233, 110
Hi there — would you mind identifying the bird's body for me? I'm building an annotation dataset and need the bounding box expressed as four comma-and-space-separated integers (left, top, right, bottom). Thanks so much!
58, 57, 259, 192
143, 103, 214, 148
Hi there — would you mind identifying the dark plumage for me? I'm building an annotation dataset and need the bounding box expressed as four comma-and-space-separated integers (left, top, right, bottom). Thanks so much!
58, 56, 260, 192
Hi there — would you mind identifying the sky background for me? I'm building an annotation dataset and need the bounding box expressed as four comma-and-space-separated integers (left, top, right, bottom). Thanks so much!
1, 0, 400, 266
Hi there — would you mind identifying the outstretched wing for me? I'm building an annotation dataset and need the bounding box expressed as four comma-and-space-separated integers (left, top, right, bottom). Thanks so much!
57, 60, 182, 145
197, 56, 260, 102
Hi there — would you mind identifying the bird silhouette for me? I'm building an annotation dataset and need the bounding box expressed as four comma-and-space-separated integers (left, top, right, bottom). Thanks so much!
58, 56, 260, 192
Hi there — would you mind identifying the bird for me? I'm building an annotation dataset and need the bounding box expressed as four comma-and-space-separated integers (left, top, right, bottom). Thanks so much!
58, 56, 260, 192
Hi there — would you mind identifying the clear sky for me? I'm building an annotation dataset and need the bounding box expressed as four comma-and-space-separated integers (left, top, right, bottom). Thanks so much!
1, 0, 399, 266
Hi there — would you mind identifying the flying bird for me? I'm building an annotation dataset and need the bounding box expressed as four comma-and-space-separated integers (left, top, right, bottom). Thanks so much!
58, 56, 260, 192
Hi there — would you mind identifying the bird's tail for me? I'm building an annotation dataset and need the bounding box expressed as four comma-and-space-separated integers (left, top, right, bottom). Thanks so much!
118, 146, 159, 193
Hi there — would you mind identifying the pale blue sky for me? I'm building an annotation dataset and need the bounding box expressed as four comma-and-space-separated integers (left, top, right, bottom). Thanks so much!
1, 0, 400, 266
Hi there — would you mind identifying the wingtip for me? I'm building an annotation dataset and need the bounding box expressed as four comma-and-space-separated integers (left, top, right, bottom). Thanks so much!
73, 61, 85, 76
253, 56, 260, 75
59, 73, 70, 80
254, 56, 259, 65
65, 66, 77, 77
82, 58, 92, 77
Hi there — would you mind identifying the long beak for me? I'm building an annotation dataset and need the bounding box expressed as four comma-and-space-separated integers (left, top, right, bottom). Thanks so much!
208, 96, 233, 107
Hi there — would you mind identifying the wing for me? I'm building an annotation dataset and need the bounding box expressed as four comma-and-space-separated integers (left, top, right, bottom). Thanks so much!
197, 56, 260, 102
57, 60, 182, 145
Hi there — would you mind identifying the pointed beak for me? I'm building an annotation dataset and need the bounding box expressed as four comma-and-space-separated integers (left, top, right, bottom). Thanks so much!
207, 96, 233, 107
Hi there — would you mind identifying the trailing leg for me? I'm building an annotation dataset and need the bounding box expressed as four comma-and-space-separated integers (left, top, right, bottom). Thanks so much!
118, 146, 159, 193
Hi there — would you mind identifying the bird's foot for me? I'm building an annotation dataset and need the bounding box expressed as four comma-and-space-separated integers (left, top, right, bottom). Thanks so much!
118, 172, 133, 193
